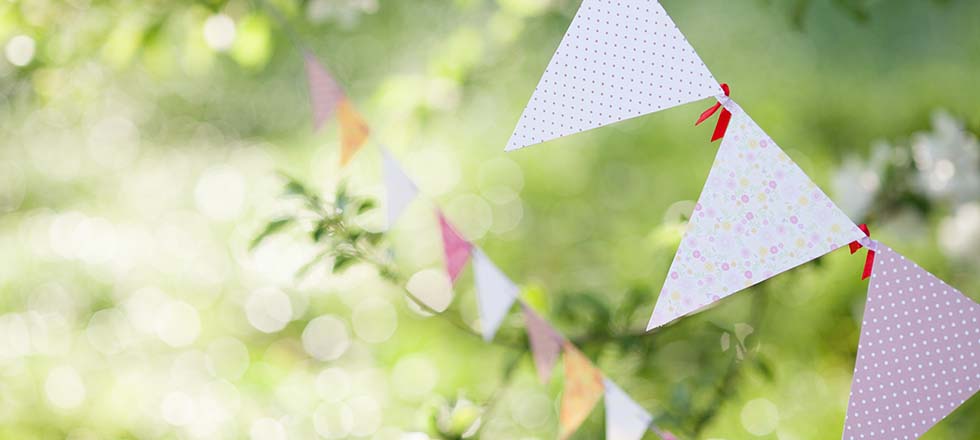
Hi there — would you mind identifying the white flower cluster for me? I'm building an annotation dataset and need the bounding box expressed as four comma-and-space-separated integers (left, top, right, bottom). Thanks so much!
832, 111, 980, 263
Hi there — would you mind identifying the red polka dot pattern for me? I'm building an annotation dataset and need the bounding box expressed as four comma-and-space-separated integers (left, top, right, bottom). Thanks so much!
505, 0, 722, 151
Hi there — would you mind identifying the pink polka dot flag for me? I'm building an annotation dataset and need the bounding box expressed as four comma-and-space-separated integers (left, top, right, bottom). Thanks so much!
505, 0, 722, 151
843, 244, 980, 439
648, 109, 866, 329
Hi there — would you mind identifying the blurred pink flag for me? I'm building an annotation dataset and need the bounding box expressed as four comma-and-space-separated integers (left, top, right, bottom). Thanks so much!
843, 244, 980, 439
437, 211, 472, 283
303, 52, 345, 131
648, 108, 864, 330
521, 303, 564, 382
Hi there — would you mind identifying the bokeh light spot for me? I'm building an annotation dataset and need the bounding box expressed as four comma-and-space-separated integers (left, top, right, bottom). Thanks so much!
302, 315, 351, 361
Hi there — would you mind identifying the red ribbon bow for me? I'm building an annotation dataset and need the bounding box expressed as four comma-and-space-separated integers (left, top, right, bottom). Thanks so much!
849, 224, 876, 280
695, 83, 732, 142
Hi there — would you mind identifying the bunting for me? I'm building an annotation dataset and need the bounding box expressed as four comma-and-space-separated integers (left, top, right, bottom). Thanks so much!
522, 303, 565, 383
648, 109, 865, 329
437, 211, 473, 283
381, 148, 419, 228
843, 244, 980, 439
472, 249, 519, 341
559, 342, 605, 440
505, 0, 722, 151
304, 52, 370, 165
603, 378, 654, 440
292, 3, 979, 438
303, 52, 345, 131
337, 98, 370, 165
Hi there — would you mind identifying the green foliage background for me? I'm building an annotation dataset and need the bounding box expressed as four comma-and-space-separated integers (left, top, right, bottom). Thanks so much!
0, 0, 978, 439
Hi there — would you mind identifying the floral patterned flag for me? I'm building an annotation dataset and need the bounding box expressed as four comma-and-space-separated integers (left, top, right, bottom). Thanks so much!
505, 0, 722, 151
303, 52, 345, 131
648, 108, 865, 329
471, 248, 519, 341
843, 244, 980, 439
559, 342, 605, 440
381, 148, 419, 228
521, 303, 565, 383
603, 378, 653, 440
437, 211, 472, 283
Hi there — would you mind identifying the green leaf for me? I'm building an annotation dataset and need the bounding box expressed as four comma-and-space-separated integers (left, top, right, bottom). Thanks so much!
356, 199, 376, 214
250, 217, 294, 250
279, 173, 311, 197
365, 232, 385, 245
754, 355, 776, 381
335, 181, 350, 210
312, 221, 327, 242
332, 254, 356, 273
295, 250, 330, 280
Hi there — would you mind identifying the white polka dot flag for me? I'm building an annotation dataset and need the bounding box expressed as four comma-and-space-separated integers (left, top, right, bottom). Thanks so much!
472, 248, 519, 341
505, 0, 723, 151
603, 377, 653, 440
647, 108, 866, 330
381, 147, 419, 229
843, 244, 980, 439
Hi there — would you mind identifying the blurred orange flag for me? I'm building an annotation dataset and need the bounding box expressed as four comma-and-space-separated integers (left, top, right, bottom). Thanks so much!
558, 342, 604, 440
337, 98, 370, 166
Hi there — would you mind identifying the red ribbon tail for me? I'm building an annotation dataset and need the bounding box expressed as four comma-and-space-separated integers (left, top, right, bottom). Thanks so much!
861, 249, 876, 280
696, 103, 721, 126
710, 108, 732, 142
850, 224, 874, 279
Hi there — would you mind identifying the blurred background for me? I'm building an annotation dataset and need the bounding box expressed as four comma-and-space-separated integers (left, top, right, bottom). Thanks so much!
1, 0, 979, 438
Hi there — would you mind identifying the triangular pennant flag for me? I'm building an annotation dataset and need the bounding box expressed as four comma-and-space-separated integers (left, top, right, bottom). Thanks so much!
843, 245, 980, 439
381, 148, 419, 228
521, 303, 565, 383
303, 52, 345, 131
559, 342, 605, 440
437, 211, 472, 283
505, 0, 722, 151
603, 378, 653, 440
648, 109, 865, 329
337, 98, 370, 166
472, 249, 519, 341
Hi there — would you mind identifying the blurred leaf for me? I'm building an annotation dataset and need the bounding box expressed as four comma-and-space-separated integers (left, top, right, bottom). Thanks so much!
231, 14, 272, 69
332, 253, 355, 273
335, 181, 350, 210
521, 283, 549, 312
754, 355, 776, 382
295, 250, 329, 280
312, 220, 327, 242
720, 332, 731, 352
365, 232, 385, 245
356, 199, 376, 214
250, 217, 294, 250
281, 173, 312, 197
